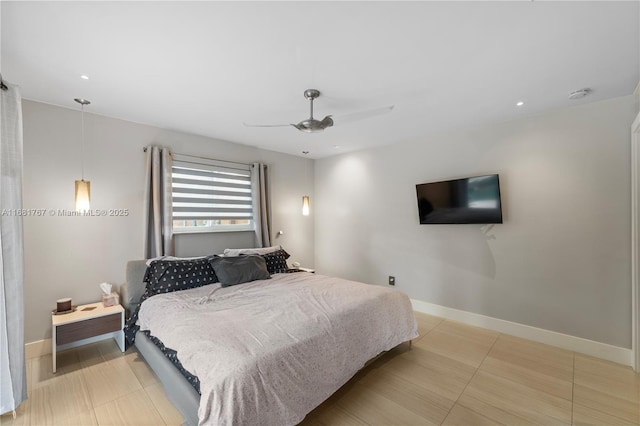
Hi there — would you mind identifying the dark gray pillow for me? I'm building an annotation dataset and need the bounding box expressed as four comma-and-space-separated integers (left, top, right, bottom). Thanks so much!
209, 255, 270, 287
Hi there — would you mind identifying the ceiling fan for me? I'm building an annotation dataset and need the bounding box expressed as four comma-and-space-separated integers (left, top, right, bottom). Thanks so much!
244, 89, 394, 133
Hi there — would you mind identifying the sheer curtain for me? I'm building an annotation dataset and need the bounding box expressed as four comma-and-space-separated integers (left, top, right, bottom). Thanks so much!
143, 146, 174, 258
251, 163, 271, 247
0, 81, 27, 415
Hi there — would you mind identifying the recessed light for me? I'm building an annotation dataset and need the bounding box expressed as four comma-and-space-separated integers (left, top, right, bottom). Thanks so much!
516, 101, 524, 107
80, 75, 89, 80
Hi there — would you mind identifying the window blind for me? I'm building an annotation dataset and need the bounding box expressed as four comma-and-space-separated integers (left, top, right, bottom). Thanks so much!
172, 159, 253, 222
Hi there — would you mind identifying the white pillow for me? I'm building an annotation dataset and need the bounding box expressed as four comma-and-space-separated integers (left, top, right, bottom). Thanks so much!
223, 245, 282, 257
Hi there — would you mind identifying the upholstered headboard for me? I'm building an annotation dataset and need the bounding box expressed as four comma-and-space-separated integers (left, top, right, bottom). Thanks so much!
121, 259, 147, 315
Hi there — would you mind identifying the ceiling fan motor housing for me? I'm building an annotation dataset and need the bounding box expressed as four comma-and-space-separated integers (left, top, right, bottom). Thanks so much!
294, 116, 334, 133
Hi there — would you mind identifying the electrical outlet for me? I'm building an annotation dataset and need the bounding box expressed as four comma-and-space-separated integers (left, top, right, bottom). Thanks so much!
388, 276, 395, 286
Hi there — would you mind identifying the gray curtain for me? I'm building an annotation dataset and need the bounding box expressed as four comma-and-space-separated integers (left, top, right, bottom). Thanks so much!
0, 81, 27, 414
251, 163, 271, 247
143, 146, 174, 258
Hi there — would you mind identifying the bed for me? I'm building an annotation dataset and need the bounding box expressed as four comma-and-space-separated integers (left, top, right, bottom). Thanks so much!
121, 253, 418, 426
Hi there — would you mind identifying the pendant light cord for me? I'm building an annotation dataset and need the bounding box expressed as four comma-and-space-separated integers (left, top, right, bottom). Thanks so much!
74, 98, 90, 180
81, 103, 85, 180
74, 98, 91, 181
303, 151, 309, 188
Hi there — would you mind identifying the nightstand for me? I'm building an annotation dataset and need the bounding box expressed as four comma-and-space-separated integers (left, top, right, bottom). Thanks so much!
51, 302, 124, 372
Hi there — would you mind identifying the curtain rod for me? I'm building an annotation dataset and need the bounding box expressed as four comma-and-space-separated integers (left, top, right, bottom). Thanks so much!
0, 73, 8, 91
142, 147, 251, 167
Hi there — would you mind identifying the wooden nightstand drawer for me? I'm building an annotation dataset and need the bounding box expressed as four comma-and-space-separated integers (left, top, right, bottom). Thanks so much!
56, 313, 121, 345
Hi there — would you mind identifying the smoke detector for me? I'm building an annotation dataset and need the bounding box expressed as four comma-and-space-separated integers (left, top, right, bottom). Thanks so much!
568, 88, 591, 100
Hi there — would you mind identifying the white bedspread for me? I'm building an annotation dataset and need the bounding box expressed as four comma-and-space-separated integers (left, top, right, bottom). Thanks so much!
137, 272, 418, 426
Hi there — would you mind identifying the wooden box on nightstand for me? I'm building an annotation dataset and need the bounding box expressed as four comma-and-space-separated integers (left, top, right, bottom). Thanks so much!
51, 302, 124, 372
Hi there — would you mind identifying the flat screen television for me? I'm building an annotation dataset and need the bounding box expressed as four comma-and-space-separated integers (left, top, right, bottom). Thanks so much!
416, 174, 503, 224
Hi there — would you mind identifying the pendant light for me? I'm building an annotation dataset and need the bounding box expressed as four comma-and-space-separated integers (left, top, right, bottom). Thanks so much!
302, 151, 310, 216
74, 98, 91, 211
302, 196, 310, 216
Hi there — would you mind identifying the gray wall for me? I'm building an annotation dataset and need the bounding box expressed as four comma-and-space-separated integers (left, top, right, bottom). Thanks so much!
315, 95, 638, 349
22, 100, 314, 343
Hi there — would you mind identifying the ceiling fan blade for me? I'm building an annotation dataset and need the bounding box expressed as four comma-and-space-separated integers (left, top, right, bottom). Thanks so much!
243, 122, 292, 128
332, 105, 395, 126
320, 116, 334, 128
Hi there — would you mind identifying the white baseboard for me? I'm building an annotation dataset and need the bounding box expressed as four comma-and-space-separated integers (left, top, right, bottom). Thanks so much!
411, 298, 633, 367
25, 339, 51, 359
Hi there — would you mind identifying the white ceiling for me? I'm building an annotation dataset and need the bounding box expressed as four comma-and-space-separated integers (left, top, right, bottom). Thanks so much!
2, 1, 638, 159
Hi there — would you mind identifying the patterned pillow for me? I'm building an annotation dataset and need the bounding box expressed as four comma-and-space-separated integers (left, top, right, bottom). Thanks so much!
144, 256, 219, 294
124, 256, 220, 347
261, 249, 290, 274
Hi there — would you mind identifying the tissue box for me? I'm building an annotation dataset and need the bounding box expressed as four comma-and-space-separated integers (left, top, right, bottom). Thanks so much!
102, 292, 119, 307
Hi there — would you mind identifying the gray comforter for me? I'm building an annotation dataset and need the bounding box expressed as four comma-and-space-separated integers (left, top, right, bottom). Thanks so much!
137, 272, 418, 425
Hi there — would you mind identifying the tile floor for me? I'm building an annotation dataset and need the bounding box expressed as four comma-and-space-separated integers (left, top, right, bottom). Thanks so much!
2, 312, 638, 425
303, 313, 639, 425
1, 339, 181, 426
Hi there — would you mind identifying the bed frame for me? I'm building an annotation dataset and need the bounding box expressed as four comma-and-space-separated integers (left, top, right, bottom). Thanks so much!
121, 260, 413, 426
121, 260, 200, 426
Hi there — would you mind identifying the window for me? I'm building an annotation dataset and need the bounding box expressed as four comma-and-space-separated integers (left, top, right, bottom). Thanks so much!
172, 155, 253, 233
